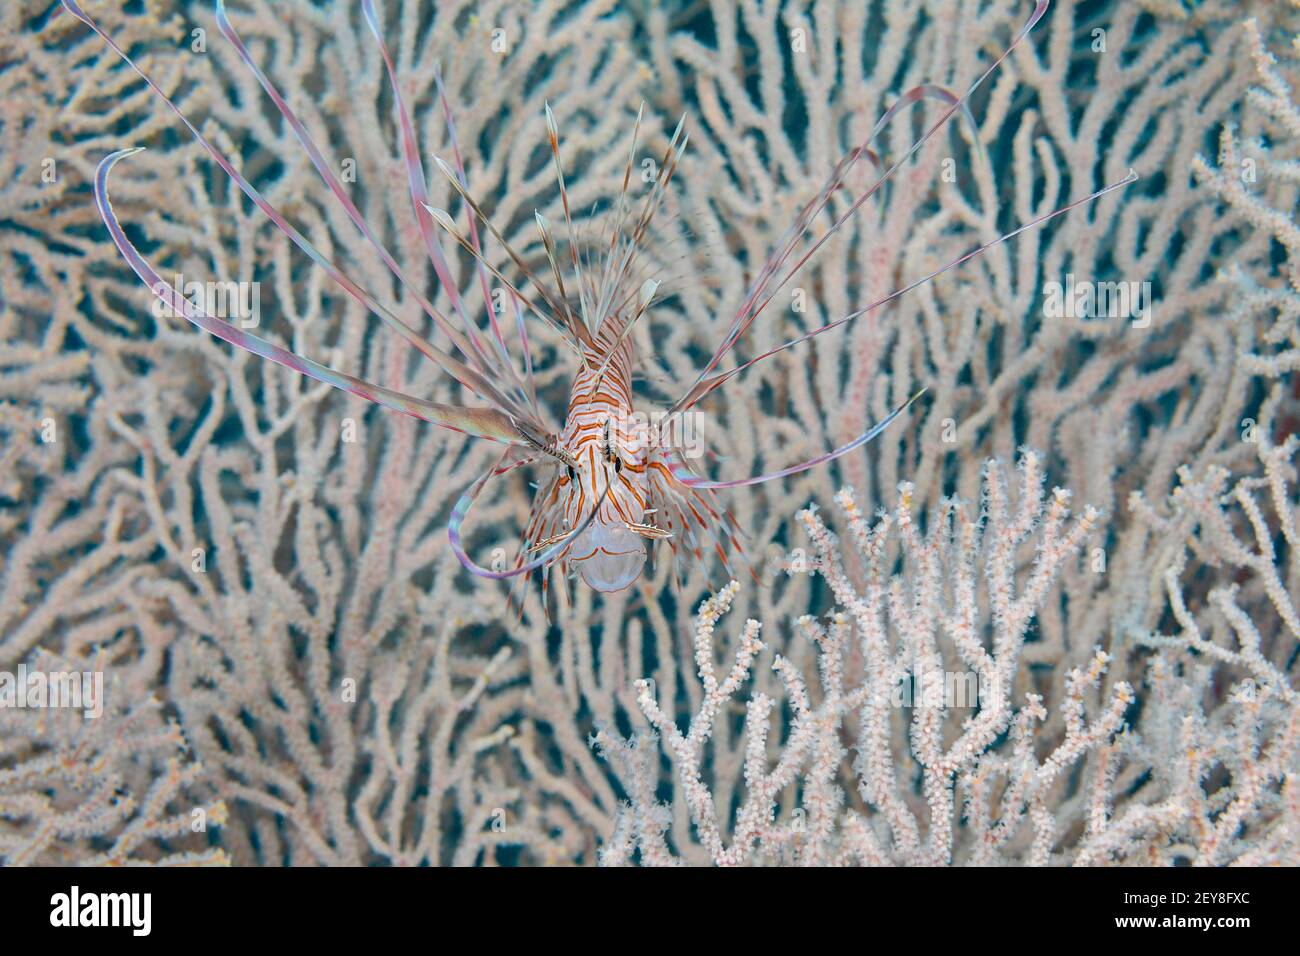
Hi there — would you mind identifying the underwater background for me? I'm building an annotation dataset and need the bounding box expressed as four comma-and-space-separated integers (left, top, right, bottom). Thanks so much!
1, 0, 1298, 865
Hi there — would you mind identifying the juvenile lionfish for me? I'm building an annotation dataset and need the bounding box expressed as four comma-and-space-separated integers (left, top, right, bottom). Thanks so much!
63, 0, 1132, 595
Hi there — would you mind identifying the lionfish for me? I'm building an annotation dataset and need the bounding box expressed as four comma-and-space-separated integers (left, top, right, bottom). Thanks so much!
62, 0, 1132, 596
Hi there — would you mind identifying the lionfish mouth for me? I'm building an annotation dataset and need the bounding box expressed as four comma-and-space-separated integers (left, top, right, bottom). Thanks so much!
569, 523, 647, 592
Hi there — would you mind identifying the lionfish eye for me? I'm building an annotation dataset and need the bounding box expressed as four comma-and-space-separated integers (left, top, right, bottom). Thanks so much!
614, 457, 623, 473
566, 465, 577, 482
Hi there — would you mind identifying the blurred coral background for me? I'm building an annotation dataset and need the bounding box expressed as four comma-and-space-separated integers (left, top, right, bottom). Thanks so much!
1, 0, 1296, 865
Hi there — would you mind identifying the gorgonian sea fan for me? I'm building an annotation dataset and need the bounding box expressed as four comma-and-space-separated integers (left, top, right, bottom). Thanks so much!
63, 0, 1131, 598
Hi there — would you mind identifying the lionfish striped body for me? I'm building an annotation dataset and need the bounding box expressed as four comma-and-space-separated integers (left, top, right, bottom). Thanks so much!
66, 0, 1133, 600
529, 315, 651, 592
520, 233, 739, 594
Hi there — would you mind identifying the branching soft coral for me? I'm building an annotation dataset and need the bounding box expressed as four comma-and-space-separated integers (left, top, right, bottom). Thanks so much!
601, 447, 1298, 865
0, 650, 227, 866
599, 453, 1137, 865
